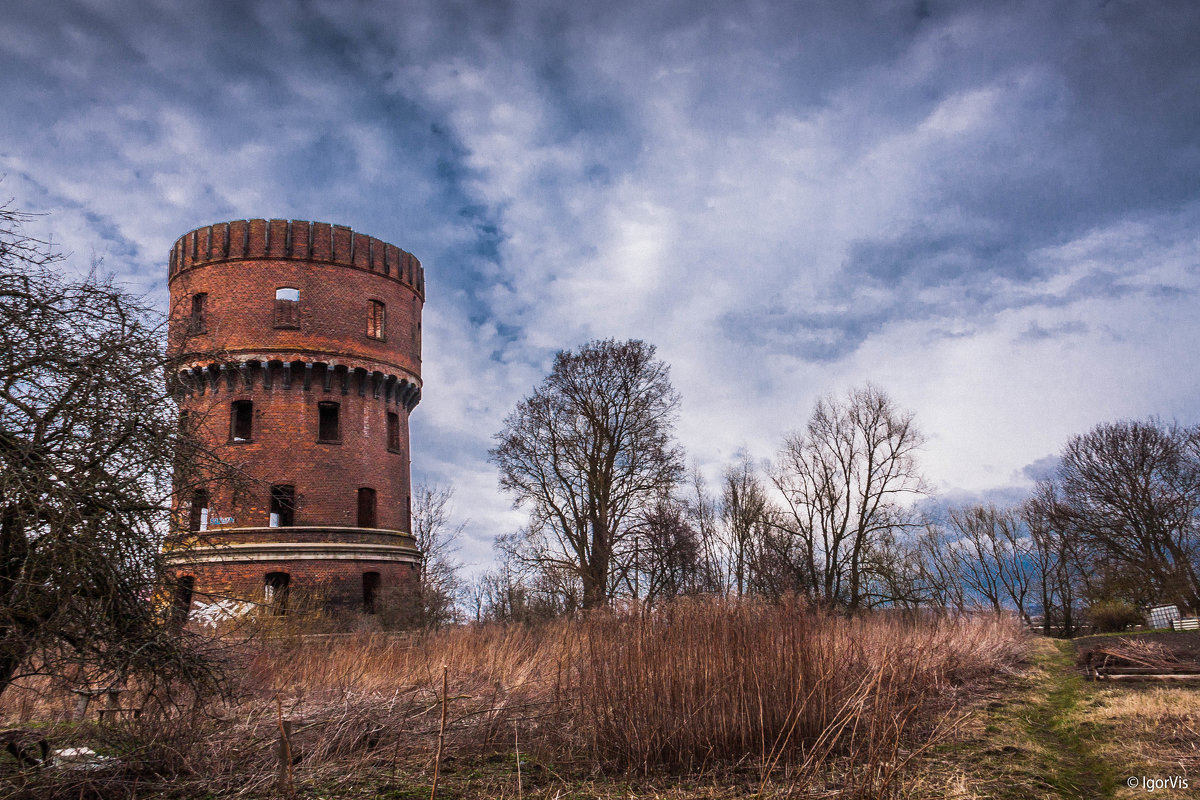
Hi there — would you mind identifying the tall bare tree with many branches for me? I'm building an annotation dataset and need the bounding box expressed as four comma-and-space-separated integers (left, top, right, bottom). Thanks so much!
772, 385, 927, 610
1048, 419, 1200, 611
390, 483, 465, 627
490, 339, 684, 609
0, 204, 232, 701
945, 505, 1033, 618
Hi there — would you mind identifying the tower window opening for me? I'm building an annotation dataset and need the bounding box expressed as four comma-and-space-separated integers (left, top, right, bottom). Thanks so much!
357, 488, 377, 528
367, 299, 386, 340
189, 489, 209, 532
230, 400, 253, 441
264, 572, 290, 615
387, 411, 400, 452
189, 293, 207, 334
171, 575, 195, 629
274, 287, 300, 328
362, 571, 381, 614
413, 295, 421, 353
269, 485, 295, 527
318, 402, 340, 442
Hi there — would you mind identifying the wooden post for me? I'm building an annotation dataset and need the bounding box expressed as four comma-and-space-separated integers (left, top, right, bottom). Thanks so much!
72, 692, 91, 722
430, 665, 448, 800
100, 688, 121, 722
276, 696, 294, 798
515, 723, 523, 800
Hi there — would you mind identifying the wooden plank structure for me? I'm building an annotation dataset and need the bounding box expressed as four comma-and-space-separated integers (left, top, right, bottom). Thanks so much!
69, 687, 142, 722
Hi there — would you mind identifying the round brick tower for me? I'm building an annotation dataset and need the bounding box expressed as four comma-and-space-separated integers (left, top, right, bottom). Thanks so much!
166, 219, 422, 618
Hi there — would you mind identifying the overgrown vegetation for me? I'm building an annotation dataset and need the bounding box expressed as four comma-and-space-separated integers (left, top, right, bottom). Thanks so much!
1086, 600, 1145, 634
0, 203, 235, 704
0, 597, 1025, 798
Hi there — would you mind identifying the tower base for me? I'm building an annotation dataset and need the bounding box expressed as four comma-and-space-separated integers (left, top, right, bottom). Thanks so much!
166, 527, 421, 623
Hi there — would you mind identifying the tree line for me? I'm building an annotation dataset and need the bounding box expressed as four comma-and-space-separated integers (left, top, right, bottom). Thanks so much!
2, 197, 1195, 707
469, 338, 1200, 633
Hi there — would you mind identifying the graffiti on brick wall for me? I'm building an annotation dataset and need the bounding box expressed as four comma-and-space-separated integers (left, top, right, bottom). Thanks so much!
191, 598, 256, 629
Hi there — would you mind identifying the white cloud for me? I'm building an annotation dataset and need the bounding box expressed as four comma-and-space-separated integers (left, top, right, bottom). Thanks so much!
4, 0, 1200, 572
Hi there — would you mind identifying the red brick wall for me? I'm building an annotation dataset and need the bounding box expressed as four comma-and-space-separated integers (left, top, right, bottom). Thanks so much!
168, 259, 422, 378
167, 220, 423, 378
178, 559, 419, 611
183, 384, 413, 531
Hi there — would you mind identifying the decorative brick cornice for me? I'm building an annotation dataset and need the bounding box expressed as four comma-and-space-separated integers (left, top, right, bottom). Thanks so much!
173, 358, 420, 411
166, 541, 421, 566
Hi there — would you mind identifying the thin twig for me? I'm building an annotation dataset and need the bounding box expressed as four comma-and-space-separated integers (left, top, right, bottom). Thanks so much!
430, 665, 448, 800
515, 722, 523, 800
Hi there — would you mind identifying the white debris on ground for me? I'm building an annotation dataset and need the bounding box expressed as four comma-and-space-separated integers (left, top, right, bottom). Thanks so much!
53, 747, 116, 771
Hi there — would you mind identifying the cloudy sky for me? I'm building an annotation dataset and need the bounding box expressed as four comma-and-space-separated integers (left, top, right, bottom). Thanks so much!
4, 0, 1200, 571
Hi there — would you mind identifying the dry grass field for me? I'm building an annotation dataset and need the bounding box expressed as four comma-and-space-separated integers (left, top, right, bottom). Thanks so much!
0, 597, 1029, 799
9, 604, 1194, 799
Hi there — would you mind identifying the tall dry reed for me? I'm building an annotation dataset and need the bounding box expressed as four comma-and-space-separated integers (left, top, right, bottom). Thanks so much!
569, 598, 1022, 775
0, 597, 1025, 798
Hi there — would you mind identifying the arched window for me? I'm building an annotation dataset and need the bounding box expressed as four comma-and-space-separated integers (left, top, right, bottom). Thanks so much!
264, 572, 290, 615
362, 572, 381, 614
318, 402, 340, 442
274, 287, 300, 328
367, 299, 386, 340
189, 293, 207, 334
357, 488, 377, 528
269, 485, 295, 527
387, 411, 400, 452
230, 400, 253, 441
171, 575, 195, 629
189, 489, 209, 532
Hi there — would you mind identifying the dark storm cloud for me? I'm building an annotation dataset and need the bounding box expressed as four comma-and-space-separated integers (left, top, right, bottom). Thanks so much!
1017, 320, 1088, 344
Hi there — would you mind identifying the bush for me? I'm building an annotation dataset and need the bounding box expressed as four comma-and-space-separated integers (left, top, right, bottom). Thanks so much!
1087, 599, 1144, 632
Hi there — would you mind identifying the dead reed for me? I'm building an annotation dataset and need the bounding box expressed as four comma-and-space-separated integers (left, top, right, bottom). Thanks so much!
0, 597, 1025, 798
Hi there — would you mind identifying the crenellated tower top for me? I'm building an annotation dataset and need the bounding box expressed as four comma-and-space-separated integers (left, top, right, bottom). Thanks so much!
168, 219, 424, 297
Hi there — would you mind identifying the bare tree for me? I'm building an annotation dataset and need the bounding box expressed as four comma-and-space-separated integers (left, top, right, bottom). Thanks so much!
772, 385, 927, 610
858, 527, 926, 609
1049, 419, 1200, 610
946, 505, 1032, 617
684, 465, 727, 595
625, 498, 702, 602
1024, 483, 1083, 636
722, 459, 771, 598
395, 483, 465, 627
474, 541, 576, 622
745, 522, 813, 601
914, 522, 967, 612
0, 204, 229, 700
490, 339, 684, 609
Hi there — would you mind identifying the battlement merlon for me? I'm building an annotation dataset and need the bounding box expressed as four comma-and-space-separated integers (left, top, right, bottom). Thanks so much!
167, 219, 425, 297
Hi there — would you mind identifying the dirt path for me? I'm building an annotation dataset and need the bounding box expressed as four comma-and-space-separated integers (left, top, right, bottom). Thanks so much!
925, 637, 1119, 799
1022, 640, 1119, 799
